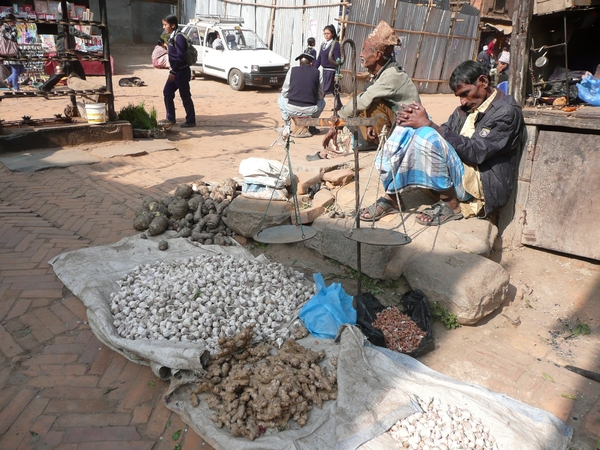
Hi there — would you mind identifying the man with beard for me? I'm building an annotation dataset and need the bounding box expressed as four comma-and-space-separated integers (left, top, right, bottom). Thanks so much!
306, 20, 420, 161
359, 60, 524, 226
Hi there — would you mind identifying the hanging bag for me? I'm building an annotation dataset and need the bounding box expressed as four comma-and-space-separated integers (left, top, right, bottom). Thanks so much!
0, 34, 18, 57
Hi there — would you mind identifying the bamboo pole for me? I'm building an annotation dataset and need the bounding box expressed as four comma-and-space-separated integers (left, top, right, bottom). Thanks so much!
338, 17, 477, 41
267, 0, 276, 50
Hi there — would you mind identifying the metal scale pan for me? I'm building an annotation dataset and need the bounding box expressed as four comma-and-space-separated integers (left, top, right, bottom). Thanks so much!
343, 228, 411, 246
253, 225, 317, 244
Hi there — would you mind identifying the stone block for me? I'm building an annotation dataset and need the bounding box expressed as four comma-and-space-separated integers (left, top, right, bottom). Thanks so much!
305, 217, 395, 279
403, 250, 509, 325
292, 206, 325, 225
323, 168, 354, 186
226, 196, 293, 238
294, 170, 322, 195
313, 189, 335, 209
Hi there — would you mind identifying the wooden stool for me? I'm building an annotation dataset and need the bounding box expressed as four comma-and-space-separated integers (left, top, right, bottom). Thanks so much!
291, 116, 312, 138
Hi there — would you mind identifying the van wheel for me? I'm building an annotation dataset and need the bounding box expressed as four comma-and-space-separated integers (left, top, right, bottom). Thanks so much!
228, 69, 245, 91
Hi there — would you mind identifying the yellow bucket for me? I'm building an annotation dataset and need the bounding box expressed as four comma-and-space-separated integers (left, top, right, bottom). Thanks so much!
85, 103, 106, 124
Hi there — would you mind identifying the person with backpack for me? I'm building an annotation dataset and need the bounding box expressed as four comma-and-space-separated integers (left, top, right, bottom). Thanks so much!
162, 14, 196, 128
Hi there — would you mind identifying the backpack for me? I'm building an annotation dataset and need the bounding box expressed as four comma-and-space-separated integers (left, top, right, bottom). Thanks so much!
178, 32, 198, 66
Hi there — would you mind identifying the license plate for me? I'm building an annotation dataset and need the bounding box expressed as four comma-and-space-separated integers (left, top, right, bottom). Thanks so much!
269, 77, 278, 83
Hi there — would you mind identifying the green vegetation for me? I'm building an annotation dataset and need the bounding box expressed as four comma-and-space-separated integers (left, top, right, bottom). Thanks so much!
431, 302, 461, 329
542, 372, 555, 383
347, 268, 399, 298
118, 102, 158, 130
563, 318, 591, 337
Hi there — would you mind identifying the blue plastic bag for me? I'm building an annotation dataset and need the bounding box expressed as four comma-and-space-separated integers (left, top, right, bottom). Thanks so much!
298, 273, 357, 339
576, 76, 600, 106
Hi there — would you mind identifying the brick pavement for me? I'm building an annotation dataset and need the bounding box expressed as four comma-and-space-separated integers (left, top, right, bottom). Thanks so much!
0, 160, 215, 449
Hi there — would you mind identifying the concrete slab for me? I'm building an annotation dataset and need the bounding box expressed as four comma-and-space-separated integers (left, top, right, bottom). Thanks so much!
89, 139, 177, 158
305, 210, 497, 278
0, 121, 133, 153
0, 148, 102, 172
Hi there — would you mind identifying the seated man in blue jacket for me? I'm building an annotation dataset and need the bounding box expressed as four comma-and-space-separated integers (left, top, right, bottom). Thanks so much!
361, 60, 524, 226
277, 52, 325, 137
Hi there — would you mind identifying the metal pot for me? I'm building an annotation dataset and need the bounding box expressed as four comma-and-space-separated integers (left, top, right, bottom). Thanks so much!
535, 52, 548, 68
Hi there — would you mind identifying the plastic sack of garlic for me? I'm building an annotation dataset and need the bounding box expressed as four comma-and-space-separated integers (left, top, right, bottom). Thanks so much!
109, 253, 316, 353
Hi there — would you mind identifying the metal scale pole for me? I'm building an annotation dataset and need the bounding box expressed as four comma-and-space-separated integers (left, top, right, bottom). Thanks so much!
293, 39, 411, 295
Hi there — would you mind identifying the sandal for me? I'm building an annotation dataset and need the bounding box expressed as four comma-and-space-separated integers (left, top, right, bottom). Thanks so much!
306, 152, 325, 162
360, 196, 400, 222
415, 202, 463, 226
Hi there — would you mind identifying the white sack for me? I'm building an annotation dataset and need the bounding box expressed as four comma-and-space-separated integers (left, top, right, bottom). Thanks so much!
239, 157, 290, 188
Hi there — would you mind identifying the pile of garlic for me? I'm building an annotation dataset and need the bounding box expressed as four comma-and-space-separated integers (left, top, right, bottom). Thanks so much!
389, 396, 498, 449
109, 254, 316, 352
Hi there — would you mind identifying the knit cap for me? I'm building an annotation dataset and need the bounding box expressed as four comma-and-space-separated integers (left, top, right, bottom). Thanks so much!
367, 20, 399, 51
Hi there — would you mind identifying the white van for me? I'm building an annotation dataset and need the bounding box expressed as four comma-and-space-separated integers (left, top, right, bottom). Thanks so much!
180, 15, 289, 91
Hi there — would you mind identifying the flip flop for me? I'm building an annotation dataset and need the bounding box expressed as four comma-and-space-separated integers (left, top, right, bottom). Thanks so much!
359, 197, 400, 222
306, 152, 325, 162
415, 202, 463, 226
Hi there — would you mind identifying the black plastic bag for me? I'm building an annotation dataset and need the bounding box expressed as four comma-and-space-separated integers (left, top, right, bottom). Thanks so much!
354, 290, 434, 357
354, 292, 386, 347
400, 290, 435, 358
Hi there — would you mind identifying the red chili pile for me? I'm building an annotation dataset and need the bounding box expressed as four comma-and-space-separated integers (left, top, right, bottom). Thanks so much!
373, 307, 427, 353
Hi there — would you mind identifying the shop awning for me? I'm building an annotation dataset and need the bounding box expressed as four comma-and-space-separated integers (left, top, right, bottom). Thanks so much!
484, 22, 513, 35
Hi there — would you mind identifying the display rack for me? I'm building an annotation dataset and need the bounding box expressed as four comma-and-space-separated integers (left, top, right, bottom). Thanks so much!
19, 43, 45, 80
0, 0, 114, 120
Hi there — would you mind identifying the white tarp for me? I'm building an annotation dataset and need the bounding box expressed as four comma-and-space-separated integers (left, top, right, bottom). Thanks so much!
49, 235, 572, 450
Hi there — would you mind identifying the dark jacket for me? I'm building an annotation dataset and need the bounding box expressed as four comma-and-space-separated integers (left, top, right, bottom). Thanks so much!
168, 33, 188, 74
476, 50, 491, 71
440, 90, 524, 217
288, 65, 320, 107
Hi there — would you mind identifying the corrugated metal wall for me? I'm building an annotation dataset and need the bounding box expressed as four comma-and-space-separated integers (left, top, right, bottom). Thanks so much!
192, 0, 479, 93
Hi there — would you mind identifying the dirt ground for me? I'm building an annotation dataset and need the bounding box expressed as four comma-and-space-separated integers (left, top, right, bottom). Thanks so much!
1, 44, 599, 449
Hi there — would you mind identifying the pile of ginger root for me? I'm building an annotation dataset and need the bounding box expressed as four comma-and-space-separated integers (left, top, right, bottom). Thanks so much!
190, 324, 338, 441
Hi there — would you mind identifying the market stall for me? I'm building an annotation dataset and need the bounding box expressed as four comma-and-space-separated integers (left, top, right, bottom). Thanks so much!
0, 0, 115, 120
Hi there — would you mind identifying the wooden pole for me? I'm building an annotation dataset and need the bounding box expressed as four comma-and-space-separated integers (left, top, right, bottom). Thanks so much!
510, 0, 534, 105
99, 0, 115, 121
267, 0, 277, 50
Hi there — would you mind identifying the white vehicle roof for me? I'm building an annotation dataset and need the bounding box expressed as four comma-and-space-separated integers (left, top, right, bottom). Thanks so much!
190, 15, 244, 26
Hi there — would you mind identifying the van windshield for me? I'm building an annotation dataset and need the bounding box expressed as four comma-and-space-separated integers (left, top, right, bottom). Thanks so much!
221, 29, 268, 50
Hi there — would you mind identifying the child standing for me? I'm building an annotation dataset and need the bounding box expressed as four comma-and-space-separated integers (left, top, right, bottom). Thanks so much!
304, 37, 317, 60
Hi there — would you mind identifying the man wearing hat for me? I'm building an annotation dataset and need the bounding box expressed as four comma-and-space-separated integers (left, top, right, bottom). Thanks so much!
477, 45, 491, 72
307, 20, 420, 160
277, 52, 325, 137
496, 52, 510, 86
